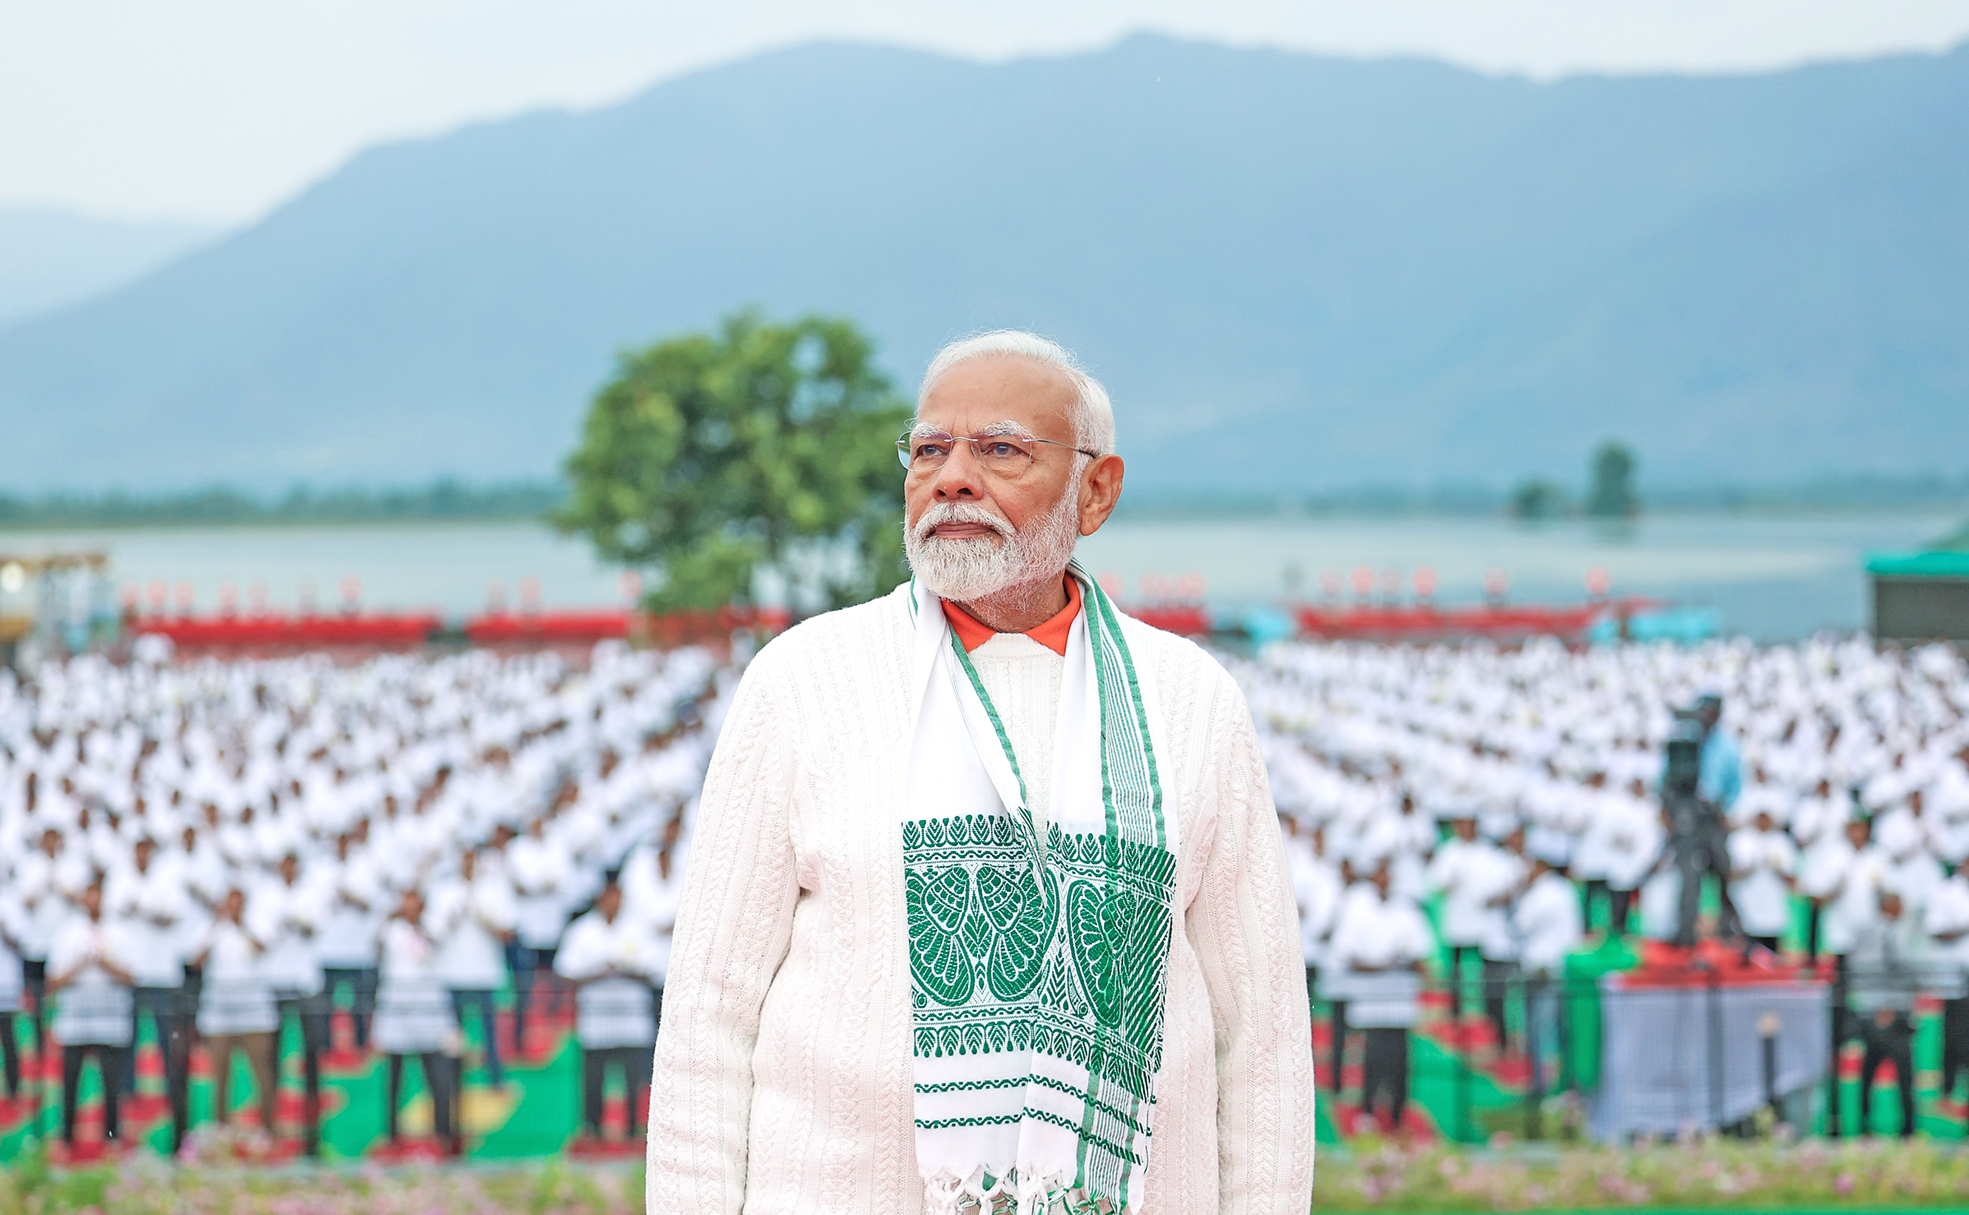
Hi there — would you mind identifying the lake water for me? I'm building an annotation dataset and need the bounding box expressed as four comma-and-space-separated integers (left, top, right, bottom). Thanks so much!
0, 508, 1959, 642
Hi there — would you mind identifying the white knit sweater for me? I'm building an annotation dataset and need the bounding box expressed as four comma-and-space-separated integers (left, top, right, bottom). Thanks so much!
646, 591, 1315, 1214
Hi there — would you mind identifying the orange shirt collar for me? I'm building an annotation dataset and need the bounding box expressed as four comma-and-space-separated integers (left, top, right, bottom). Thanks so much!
941, 575, 1081, 657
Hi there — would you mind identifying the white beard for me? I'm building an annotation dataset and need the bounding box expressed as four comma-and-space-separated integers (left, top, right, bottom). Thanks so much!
904, 489, 1081, 603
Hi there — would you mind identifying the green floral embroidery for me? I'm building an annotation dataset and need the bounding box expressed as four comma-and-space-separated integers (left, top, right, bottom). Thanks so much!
906, 567, 1175, 1213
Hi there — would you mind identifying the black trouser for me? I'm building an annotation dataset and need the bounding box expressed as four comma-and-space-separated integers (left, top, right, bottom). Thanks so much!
1328, 995, 1349, 1092
1942, 996, 1969, 1102
1805, 903, 1823, 962
1306, 966, 1344, 1091
1858, 1012, 1916, 1137
0, 1010, 19, 1097
122, 987, 191, 1149
61, 1043, 125, 1144
1360, 1028, 1409, 1128
1450, 944, 1482, 1039
508, 942, 559, 1047
1453, 947, 1513, 1048
385, 1052, 458, 1146
1524, 971, 1568, 1099
320, 967, 377, 1049
22, 960, 47, 1055
277, 992, 331, 1153
581, 1043, 653, 1136
1585, 880, 1634, 936
1482, 958, 1515, 1048
450, 988, 505, 1086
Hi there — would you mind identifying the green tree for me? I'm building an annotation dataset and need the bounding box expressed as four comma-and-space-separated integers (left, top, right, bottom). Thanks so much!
556, 311, 911, 612
1586, 440, 1640, 519
1508, 477, 1567, 521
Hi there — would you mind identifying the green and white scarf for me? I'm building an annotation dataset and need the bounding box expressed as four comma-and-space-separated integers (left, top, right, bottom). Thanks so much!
901, 566, 1180, 1215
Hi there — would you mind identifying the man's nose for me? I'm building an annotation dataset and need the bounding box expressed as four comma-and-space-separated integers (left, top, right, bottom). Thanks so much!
931, 443, 986, 501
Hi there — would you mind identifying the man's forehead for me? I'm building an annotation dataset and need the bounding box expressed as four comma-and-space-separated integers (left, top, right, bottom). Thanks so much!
918, 356, 1075, 433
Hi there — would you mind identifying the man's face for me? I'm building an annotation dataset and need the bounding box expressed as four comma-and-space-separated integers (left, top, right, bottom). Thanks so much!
903, 357, 1097, 600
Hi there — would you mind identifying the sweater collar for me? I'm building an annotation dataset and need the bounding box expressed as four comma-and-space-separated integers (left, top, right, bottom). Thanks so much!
939, 574, 1081, 657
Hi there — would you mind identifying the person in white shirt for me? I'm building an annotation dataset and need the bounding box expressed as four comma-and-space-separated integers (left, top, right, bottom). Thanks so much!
1286, 821, 1343, 1090
1819, 816, 1892, 966
1511, 856, 1583, 1109
0, 884, 26, 1100
46, 877, 136, 1149
432, 846, 516, 1088
18, 825, 88, 1052
192, 888, 280, 1134
1926, 867, 1969, 1114
1477, 825, 1531, 1056
316, 829, 384, 1052
554, 872, 661, 1143
1327, 858, 1434, 1134
103, 832, 191, 1147
1846, 888, 1928, 1137
373, 888, 459, 1154
1728, 808, 1800, 955
1792, 779, 1844, 960
506, 815, 572, 1056
1601, 778, 1663, 938
1425, 811, 1511, 1052
253, 850, 329, 1151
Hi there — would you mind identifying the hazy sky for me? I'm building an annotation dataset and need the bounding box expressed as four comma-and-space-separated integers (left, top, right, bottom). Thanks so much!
6, 0, 1969, 223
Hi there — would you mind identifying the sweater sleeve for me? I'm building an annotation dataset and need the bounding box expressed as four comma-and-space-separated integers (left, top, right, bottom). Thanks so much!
1184, 668, 1316, 1213
646, 655, 802, 1214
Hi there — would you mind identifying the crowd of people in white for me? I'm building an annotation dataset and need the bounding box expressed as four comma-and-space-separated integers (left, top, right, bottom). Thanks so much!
1243, 635, 1969, 1135
0, 641, 718, 1152
4, 631, 1969, 1151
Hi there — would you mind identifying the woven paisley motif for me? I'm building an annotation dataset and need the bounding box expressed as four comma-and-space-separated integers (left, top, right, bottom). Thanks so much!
906, 867, 975, 1006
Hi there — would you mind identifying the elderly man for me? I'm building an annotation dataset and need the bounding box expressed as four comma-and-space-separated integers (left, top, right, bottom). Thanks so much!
648, 332, 1314, 1213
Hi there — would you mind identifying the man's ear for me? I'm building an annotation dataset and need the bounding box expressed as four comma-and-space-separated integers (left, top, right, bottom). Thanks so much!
1078, 454, 1125, 537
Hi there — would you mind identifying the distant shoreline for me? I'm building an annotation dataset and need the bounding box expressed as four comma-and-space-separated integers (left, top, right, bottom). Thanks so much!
0, 476, 1964, 537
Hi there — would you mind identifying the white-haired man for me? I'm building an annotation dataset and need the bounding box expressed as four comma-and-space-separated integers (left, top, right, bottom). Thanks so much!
648, 332, 1314, 1213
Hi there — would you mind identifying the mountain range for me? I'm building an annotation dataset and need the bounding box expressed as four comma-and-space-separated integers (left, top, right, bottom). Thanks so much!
0, 206, 218, 328
2, 35, 1965, 495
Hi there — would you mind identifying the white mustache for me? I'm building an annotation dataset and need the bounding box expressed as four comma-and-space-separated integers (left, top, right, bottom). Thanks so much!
911, 502, 1015, 542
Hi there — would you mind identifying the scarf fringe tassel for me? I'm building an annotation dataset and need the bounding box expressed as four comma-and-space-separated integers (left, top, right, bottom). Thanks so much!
924, 1168, 1120, 1215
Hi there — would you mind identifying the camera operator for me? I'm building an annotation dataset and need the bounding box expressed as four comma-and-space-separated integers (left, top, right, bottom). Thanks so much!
1661, 696, 1744, 948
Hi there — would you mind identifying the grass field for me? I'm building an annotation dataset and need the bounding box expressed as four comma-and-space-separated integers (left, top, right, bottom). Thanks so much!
4, 1137, 1968, 1214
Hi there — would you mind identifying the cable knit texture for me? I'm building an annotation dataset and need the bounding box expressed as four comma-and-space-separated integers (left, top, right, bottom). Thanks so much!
646, 591, 1315, 1214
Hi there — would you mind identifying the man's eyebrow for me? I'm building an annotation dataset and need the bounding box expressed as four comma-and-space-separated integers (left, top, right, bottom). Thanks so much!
908, 420, 1035, 438
971, 420, 1033, 438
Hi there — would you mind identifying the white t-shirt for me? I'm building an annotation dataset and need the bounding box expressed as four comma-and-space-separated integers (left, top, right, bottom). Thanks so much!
249, 875, 326, 996
508, 835, 574, 949
104, 858, 190, 987
49, 917, 135, 1046
1425, 838, 1512, 950
1513, 873, 1583, 974
315, 855, 386, 969
373, 918, 454, 1054
197, 919, 280, 1036
555, 908, 660, 1048
432, 874, 517, 990
1823, 844, 1893, 956
1326, 884, 1435, 1028
1727, 827, 1798, 937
